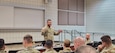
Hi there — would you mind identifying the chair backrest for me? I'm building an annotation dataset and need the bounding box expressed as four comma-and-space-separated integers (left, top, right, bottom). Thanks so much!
112, 39, 115, 44
8, 50, 18, 53
54, 47, 63, 52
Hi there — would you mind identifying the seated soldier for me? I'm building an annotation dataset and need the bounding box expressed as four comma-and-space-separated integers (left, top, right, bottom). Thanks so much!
44, 40, 57, 53
85, 33, 92, 45
74, 36, 85, 50
75, 45, 97, 53
59, 39, 72, 53
17, 34, 40, 53
97, 35, 115, 53
0, 38, 6, 53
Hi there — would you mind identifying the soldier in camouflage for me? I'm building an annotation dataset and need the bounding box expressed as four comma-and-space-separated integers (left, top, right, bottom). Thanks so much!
97, 35, 115, 53
0, 38, 6, 53
17, 35, 40, 53
59, 39, 72, 53
41, 19, 62, 41
43, 40, 57, 53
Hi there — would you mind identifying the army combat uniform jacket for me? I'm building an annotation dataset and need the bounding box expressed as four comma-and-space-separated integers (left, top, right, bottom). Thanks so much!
41, 26, 59, 41
17, 46, 40, 53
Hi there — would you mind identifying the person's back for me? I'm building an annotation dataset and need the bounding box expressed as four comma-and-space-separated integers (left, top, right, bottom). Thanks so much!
98, 43, 115, 53
17, 46, 39, 53
75, 45, 97, 53
107, 45, 115, 53
44, 40, 57, 53
17, 34, 40, 53
44, 48, 57, 53
0, 38, 6, 53
59, 39, 72, 53
59, 48, 72, 53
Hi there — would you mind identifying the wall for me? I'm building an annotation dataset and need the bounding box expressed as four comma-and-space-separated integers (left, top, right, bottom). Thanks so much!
45, 0, 86, 31
0, 0, 44, 9
0, 6, 14, 28
86, 0, 115, 41
86, 0, 115, 34
0, 31, 43, 43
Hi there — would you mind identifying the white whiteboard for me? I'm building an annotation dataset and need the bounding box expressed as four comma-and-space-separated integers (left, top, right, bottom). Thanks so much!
0, 6, 14, 28
14, 8, 44, 29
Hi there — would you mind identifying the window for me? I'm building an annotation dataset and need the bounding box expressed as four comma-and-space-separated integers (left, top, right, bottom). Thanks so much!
58, 0, 84, 26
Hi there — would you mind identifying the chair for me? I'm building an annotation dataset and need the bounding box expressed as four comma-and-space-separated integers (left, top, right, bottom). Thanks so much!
8, 50, 18, 53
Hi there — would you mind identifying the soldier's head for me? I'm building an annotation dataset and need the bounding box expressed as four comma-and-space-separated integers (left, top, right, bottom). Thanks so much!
75, 45, 97, 53
0, 38, 5, 50
64, 39, 71, 47
101, 35, 112, 47
23, 34, 33, 47
86, 33, 90, 40
45, 40, 53, 49
74, 36, 85, 50
47, 19, 52, 27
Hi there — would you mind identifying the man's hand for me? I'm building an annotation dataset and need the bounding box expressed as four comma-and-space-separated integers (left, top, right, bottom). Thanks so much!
98, 44, 105, 52
58, 30, 62, 33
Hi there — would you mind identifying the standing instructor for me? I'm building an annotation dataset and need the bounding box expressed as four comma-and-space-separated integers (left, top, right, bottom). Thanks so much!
41, 19, 62, 42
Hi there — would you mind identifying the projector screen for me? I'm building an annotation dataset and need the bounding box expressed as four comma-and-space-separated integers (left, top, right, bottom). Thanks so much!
14, 7, 44, 29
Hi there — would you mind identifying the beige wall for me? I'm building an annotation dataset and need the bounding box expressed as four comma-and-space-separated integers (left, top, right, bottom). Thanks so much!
0, 0, 44, 9
0, 31, 43, 43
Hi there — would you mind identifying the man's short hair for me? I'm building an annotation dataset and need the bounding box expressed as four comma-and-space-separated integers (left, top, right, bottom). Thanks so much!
86, 33, 90, 36
101, 35, 112, 44
45, 40, 53, 48
75, 45, 97, 53
0, 38, 5, 49
64, 39, 70, 47
47, 19, 51, 22
23, 34, 33, 43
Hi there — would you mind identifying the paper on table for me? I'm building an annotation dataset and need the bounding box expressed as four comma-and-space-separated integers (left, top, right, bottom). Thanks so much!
34, 46, 45, 50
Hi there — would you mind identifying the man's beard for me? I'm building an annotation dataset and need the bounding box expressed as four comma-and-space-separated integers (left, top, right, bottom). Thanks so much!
86, 38, 89, 40
48, 25, 51, 27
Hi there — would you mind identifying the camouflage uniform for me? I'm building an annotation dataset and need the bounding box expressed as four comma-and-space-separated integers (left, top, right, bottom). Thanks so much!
44, 48, 57, 53
85, 39, 91, 44
99, 44, 115, 53
17, 46, 40, 53
0, 50, 6, 53
41, 26, 59, 41
59, 47, 72, 53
